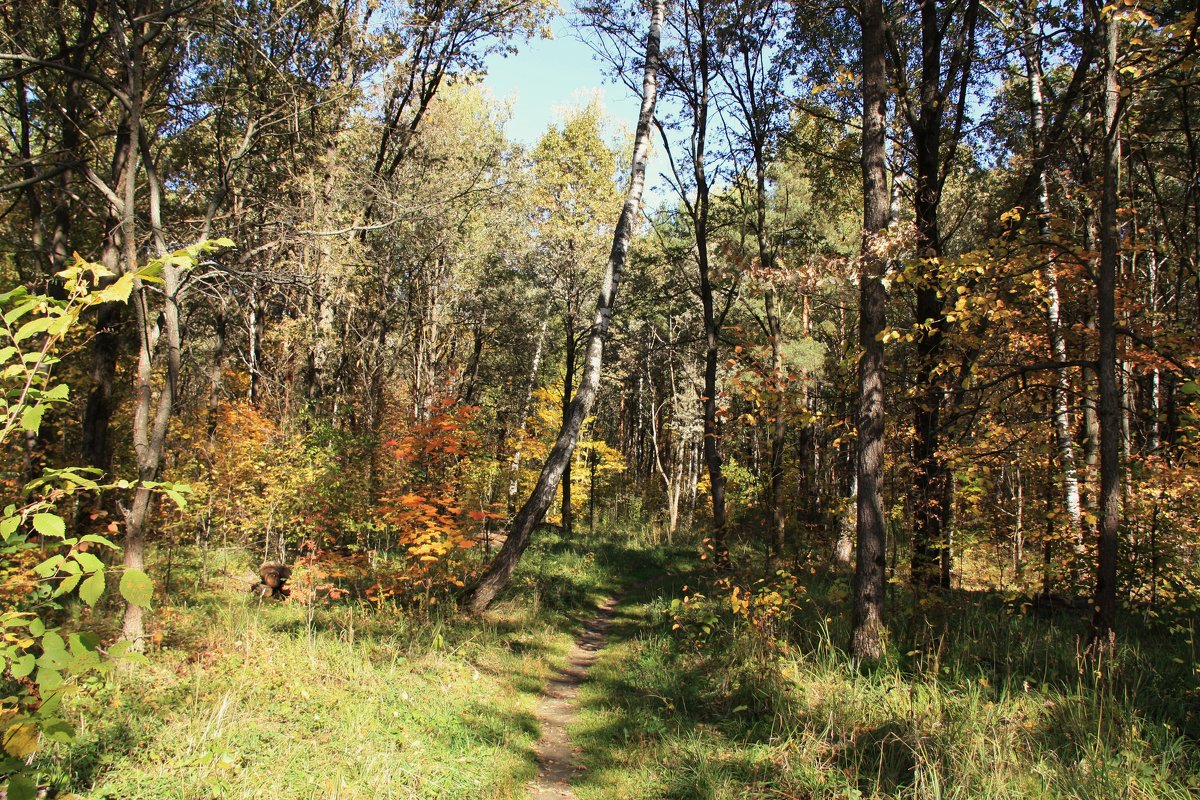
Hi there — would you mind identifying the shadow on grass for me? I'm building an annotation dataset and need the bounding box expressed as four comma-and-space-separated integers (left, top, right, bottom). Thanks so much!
460, 702, 541, 749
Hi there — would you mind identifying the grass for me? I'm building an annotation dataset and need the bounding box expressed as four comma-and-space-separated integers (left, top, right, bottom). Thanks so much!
32, 526, 680, 800
25, 524, 1200, 799
571, 562, 1200, 800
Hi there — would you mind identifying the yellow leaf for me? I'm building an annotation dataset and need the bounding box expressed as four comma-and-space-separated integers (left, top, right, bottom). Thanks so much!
3, 721, 40, 757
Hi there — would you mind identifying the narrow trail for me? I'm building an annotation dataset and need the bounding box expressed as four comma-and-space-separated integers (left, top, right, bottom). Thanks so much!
527, 595, 621, 800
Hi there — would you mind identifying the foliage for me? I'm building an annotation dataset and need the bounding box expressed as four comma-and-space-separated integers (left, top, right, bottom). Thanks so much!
0, 245, 227, 795
513, 386, 627, 526
577, 566, 1200, 800
26, 526, 657, 798
173, 402, 372, 561
370, 398, 484, 607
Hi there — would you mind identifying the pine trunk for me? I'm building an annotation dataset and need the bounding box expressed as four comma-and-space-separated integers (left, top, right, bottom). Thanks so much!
850, 0, 890, 661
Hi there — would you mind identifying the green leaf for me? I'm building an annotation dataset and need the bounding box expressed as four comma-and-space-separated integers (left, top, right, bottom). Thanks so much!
80, 534, 116, 549
1182, 380, 1200, 395
20, 404, 45, 434
136, 262, 164, 281
94, 273, 135, 304
27, 618, 43, 637
0, 347, 17, 363
79, 572, 104, 607
36, 667, 63, 692
72, 631, 100, 652
46, 312, 74, 336
6, 774, 38, 800
13, 316, 52, 343
42, 383, 69, 402
4, 299, 38, 324
119, 569, 154, 609
0, 516, 19, 541
32, 513, 65, 538
40, 718, 74, 743
10, 653, 35, 679
54, 574, 80, 598
32, 555, 64, 578
72, 551, 105, 573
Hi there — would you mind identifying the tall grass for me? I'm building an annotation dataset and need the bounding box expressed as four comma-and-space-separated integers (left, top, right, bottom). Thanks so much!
572, 565, 1200, 799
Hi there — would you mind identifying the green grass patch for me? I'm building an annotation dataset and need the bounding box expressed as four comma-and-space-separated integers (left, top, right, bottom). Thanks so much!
572, 566, 1200, 800
32, 526, 682, 799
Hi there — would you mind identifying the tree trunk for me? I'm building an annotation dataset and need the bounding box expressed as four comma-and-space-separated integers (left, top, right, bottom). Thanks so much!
80, 120, 136, 476
765, 285, 786, 557
1091, 10, 1122, 642
1021, 14, 1085, 570
507, 316, 550, 512
207, 306, 227, 439
909, 0, 950, 590
834, 472, 856, 566
700, 291, 728, 564
462, 0, 664, 613
850, 0, 890, 662
462, 312, 486, 405
562, 316, 575, 537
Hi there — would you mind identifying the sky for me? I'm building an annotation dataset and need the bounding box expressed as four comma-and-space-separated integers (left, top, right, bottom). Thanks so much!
479, 10, 670, 202
481, 13, 631, 147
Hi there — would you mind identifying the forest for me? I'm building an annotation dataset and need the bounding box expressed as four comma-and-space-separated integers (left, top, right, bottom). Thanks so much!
0, 0, 1197, 797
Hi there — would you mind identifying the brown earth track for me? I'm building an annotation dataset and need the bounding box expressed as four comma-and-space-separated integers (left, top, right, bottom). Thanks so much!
527, 595, 621, 799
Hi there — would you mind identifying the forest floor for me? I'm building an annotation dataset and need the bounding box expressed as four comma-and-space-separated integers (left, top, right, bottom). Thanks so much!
33, 526, 694, 800
29, 525, 1200, 799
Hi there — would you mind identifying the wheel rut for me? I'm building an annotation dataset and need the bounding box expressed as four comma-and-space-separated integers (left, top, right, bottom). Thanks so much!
527, 595, 620, 799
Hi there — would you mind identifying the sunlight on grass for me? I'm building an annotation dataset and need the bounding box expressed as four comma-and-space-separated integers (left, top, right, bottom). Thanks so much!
572, 571, 1200, 800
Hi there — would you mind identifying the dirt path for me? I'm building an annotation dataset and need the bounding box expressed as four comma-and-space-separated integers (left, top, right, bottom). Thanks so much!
527, 595, 621, 799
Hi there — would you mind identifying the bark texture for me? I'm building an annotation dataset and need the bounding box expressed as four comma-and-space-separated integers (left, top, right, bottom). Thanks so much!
850, 0, 890, 662
1092, 10, 1122, 642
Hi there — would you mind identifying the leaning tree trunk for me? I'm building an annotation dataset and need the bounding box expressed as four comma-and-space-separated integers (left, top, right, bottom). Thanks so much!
850, 0, 890, 662
462, 0, 664, 613
1091, 9, 1122, 643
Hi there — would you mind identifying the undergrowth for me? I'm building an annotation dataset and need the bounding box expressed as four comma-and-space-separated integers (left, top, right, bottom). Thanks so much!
573, 560, 1200, 800
26, 524, 1200, 799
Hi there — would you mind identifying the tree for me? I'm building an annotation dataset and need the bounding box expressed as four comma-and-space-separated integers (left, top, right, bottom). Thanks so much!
529, 102, 622, 537
463, 0, 665, 613
1091, 0, 1122, 642
715, 0, 793, 556
850, 0, 890, 662
886, 0, 982, 589
656, 0, 740, 566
